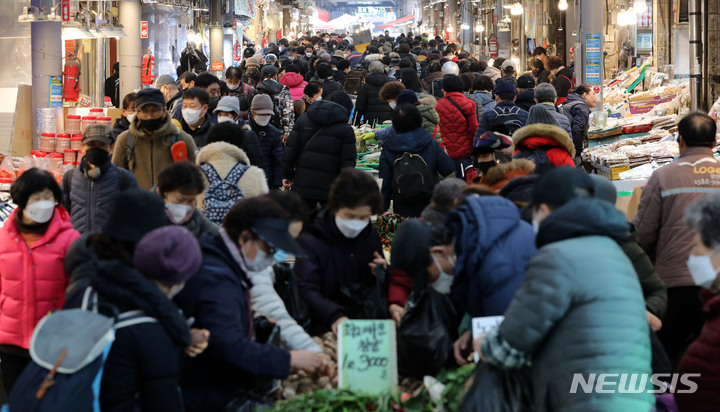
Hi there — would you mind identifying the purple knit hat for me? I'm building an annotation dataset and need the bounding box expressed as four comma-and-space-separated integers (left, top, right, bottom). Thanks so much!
134, 226, 202, 286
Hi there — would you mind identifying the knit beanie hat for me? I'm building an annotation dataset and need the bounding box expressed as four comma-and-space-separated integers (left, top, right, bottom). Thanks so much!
430, 178, 467, 213
527, 104, 558, 127
133, 226, 202, 286
103, 189, 167, 243
396, 90, 419, 106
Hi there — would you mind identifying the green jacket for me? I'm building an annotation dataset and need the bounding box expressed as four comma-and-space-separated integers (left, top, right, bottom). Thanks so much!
498, 199, 653, 412
417, 94, 442, 143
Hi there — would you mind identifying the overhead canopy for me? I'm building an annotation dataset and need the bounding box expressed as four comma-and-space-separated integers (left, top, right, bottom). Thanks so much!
375, 15, 414, 30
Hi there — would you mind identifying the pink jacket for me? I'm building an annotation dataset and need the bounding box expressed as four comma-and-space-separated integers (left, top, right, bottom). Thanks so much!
0, 207, 80, 349
280, 72, 307, 101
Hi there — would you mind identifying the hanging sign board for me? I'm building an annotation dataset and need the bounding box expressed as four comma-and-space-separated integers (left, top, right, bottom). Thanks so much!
494, 14, 499, 25
338, 320, 397, 395
471, 316, 504, 362
211, 60, 223, 71
140, 21, 148, 39
61, 0, 70, 22
233, 20, 237, 30
585, 33, 602, 85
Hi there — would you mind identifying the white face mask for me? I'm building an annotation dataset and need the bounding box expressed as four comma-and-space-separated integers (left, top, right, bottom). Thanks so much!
431, 254, 454, 294
389, 101, 397, 109
24, 200, 55, 224
306, 52, 313, 58
126, 113, 136, 124
687, 253, 720, 289
182, 107, 203, 125
254, 115, 272, 126
227, 83, 240, 90
315, 96, 322, 102
241, 243, 276, 272
166, 203, 193, 225
217, 115, 235, 124
335, 216, 369, 239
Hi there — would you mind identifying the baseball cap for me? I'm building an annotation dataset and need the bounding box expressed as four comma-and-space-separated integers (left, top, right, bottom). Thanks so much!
501, 59, 516, 71
154, 74, 176, 89
265, 54, 278, 63
244, 48, 255, 58
493, 81, 517, 95
251, 218, 306, 257
82, 124, 115, 145
261, 65, 278, 78
531, 167, 594, 208
517, 74, 536, 89
136, 88, 166, 109
214, 96, 240, 115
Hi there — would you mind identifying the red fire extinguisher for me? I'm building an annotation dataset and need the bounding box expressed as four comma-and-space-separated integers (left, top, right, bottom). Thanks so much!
233, 43, 241, 62
262, 35, 269, 49
141, 48, 155, 86
489, 34, 498, 58
62, 55, 81, 102
277, 29, 282, 40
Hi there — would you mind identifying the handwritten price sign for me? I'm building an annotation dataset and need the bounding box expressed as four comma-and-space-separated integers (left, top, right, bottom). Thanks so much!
338, 320, 397, 395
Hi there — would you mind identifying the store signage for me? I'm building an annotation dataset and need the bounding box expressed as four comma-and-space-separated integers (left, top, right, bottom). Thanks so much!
48, 76, 63, 108
585, 33, 602, 85
61, 0, 70, 22
338, 320, 397, 395
233, 20, 237, 30
140, 21, 148, 39
471, 316, 504, 362
494, 14, 499, 25
211, 60, 223, 71
593, 86, 601, 94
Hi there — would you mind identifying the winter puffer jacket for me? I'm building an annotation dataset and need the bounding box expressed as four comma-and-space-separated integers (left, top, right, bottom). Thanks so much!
63, 259, 191, 412
181, 114, 216, 149
480, 159, 535, 191
355, 73, 393, 126
490, 199, 653, 412
472, 91, 496, 114
249, 120, 284, 188
282, 100, 356, 202
112, 114, 198, 190
196, 141, 268, 205
562, 93, 591, 156
421, 72, 442, 93
175, 231, 291, 412
379, 128, 455, 216
247, 267, 322, 353
475, 101, 529, 139
534, 102, 572, 137
295, 208, 383, 331
676, 289, 720, 412
446, 196, 536, 318
320, 79, 345, 100
515, 90, 536, 112
112, 116, 130, 139
436, 92, 479, 159
418, 94, 442, 142
0, 207, 80, 349
279, 72, 307, 101
512, 123, 576, 172
62, 159, 138, 235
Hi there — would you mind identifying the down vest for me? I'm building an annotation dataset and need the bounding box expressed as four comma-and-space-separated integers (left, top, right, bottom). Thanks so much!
282, 100, 356, 202
0, 207, 80, 349
492, 199, 653, 412
446, 196, 536, 318
436, 92, 479, 159
355, 73, 393, 126
61, 160, 138, 235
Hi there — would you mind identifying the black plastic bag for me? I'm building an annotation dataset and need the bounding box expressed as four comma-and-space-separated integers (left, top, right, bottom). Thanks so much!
397, 288, 459, 378
338, 265, 389, 320
273, 262, 311, 332
459, 363, 535, 412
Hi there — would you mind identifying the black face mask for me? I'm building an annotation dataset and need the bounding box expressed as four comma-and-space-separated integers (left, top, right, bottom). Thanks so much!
208, 96, 220, 111
477, 161, 497, 176
138, 117, 165, 132
85, 147, 109, 167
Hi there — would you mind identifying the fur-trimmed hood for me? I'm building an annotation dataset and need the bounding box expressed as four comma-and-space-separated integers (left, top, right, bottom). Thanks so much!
512, 123, 576, 158
196, 141, 269, 200
418, 93, 437, 108
364, 54, 383, 62
483, 159, 536, 190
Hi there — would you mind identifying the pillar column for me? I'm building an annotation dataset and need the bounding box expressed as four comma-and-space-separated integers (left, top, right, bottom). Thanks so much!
689, 0, 703, 110
31, 0, 62, 148
210, 0, 224, 74
119, 0, 141, 101
579, 0, 605, 108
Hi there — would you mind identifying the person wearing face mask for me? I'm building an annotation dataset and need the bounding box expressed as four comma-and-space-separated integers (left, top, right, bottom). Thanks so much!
113, 88, 197, 190
253, 65, 295, 142
295, 169, 387, 335
157, 161, 217, 238
61, 124, 138, 235
213, 95, 241, 125
0, 168, 80, 393
180, 87, 216, 149
174, 196, 332, 412
225, 66, 254, 102
675, 194, 720, 410
112, 93, 138, 139
155, 74, 183, 119
295, 81, 323, 118
390, 219, 461, 377
63, 192, 207, 412
173, 73, 222, 123
249, 94, 284, 189
468, 130, 518, 185
472, 167, 653, 412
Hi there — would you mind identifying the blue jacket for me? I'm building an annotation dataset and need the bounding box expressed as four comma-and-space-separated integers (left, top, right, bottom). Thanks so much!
562, 93, 591, 156
473, 91, 496, 114
446, 196, 536, 317
250, 120, 284, 188
174, 231, 290, 412
379, 127, 455, 215
61, 159, 138, 235
475, 101, 529, 141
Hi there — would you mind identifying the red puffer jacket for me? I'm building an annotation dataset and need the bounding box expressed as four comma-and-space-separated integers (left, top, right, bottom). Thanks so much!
0, 206, 80, 349
436, 92, 479, 159
676, 290, 720, 412
280, 72, 307, 102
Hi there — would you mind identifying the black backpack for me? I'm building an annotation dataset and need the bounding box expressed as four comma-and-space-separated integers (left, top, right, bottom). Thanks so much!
392, 152, 435, 204
514, 145, 554, 174
431, 78, 444, 99
344, 69, 366, 95
490, 106, 524, 136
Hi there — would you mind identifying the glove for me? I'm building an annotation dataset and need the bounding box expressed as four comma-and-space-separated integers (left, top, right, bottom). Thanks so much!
362, 132, 375, 141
